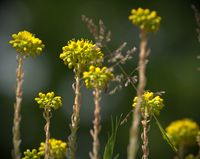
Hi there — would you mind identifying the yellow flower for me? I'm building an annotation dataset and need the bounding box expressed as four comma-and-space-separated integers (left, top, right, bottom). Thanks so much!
83, 65, 113, 89
166, 119, 199, 147
9, 30, 44, 57
132, 91, 164, 115
59, 39, 103, 71
38, 138, 67, 159
184, 154, 197, 159
22, 149, 41, 159
129, 8, 161, 33
35, 92, 62, 110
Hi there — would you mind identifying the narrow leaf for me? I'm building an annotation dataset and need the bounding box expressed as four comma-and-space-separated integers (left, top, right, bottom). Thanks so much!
103, 115, 122, 159
113, 154, 120, 159
153, 114, 177, 152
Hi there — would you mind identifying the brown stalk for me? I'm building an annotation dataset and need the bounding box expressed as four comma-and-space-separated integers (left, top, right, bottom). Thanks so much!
128, 31, 148, 159
43, 109, 52, 159
89, 88, 101, 159
173, 145, 185, 159
197, 133, 200, 158
67, 71, 81, 159
12, 55, 24, 159
141, 108, 150, 159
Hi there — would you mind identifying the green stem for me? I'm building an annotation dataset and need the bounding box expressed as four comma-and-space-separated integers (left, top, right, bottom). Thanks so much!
12, 55, 24, 159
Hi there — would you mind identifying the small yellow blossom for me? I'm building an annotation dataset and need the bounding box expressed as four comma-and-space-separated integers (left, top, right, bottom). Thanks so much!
166, 119, 199, 147
59, 39, 103, 71
9, 30, 44, 57
22, 149, 41, 159
128, 8, 161, 32
184, 154, 197, 159
132, 91, 164, 115
35, 92, 62, 110
83, 65, 113, 89
38, 138, 67, 159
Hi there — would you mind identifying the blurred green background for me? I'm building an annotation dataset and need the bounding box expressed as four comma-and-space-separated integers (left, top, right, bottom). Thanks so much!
0, 0, 200, 158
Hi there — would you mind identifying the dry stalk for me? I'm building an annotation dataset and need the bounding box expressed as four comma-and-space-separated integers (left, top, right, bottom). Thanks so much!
191, 5, 200, 43
12, 55, 24, 159
141, 108, 150, 159
43, 109, 52, 159
89, 88, 101, 159
128, 31, 148, 159
67, 72, 81, 159
197, 133, 200, 158
81, 15, 111, 48
174, 145, 185, 159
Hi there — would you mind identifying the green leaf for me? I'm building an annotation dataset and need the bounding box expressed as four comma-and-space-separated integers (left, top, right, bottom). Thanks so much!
113, 154, 120, 159
153, 114, 177, 153
103, 115, 122, 159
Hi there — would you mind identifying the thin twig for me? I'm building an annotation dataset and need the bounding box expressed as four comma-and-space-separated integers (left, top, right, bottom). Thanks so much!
43, 109, 52, 159
82, 15, 137, 96
89, 89, 101, 159
191, 5, 200, 43
118, 64, 137, 91
81, 15, 111, 48
12, 55, 24, 159
67, 71, 81, 159
128, 31, 148, 159
120, 109, 133, 126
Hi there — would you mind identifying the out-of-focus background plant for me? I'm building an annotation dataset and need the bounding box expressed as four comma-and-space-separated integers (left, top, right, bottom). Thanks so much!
0, 0, 200, 158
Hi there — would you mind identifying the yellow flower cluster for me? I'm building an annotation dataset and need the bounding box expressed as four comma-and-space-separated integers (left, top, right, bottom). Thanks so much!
166, 119, 199, 147
60, 39, 103, 71
35, 92, 62, 110
132, 91, 164, 115
83, 66, 113, 89
184, 154, 197, 159
22, 149, 41, 159
128, 8, 161, 33
38, 138, 67, 159
9, 30, 44, 57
